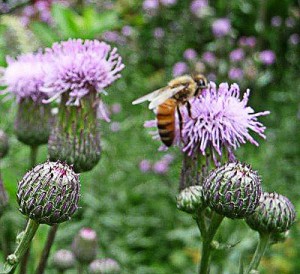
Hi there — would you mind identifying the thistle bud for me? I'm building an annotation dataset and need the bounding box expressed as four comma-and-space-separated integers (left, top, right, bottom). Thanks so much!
48, 93, 101, 173
176, 185, 205, 214
14, 98, 52, 147
0, 130, 9, 159
72, 228, 98, 264
17, 161, 80, 225
0, 176, 8, 216
52, 249, 75, 271
88, 258, 121, 274
246, 192, 296, 233
203, 162, 262, 219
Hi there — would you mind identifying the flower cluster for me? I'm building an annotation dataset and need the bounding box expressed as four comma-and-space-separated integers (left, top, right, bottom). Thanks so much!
1, 38, 124, 113
139, 154, 174, 174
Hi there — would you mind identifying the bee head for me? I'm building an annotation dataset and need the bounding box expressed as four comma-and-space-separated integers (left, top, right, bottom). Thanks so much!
193, 74, 208, 96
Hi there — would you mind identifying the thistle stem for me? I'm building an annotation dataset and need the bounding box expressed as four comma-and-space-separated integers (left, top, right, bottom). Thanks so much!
19, 146, 39, 274
34, 224, 59, 274
29, 146, 38, 168
198, 213, 224, 274
2, 219, 39, 274
246, 232, 270, 273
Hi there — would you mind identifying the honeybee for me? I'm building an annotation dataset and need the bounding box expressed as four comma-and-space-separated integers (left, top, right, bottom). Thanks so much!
132, 74, 208, 147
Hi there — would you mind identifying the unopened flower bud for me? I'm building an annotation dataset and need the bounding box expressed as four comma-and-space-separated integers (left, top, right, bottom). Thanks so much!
52, 249, 75, 271
203, 162, 262, 219
246, 192, 296, 233
88, 258, 121, 274
0, 130, 9, 159
17, 161, 80, 225
176, 185, 205, 214
72, 228, 98, 264
14, 98, 52, 147
48, 93, 101, 173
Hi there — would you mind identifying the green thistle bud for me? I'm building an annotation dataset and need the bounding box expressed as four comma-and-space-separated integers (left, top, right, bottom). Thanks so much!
14, 98, 52, 147
88, 259, 121, 274
0, 130, 9, 159
203, 162, 262, 219
52, 249, 75, 271
48, 93, 101, 173
176, 185, 205, 214
17, 161, 80, 225
0, 176, 9, 217
246, 192, 296, 233
72, 228, 98, 264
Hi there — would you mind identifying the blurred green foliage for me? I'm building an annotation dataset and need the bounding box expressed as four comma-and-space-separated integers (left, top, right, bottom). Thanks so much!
0, 0, 299, 273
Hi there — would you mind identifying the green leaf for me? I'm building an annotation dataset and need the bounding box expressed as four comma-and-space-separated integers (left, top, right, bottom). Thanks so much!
30, 22, 59, 46
51, 4, 81, 38
239, 255, 244, 274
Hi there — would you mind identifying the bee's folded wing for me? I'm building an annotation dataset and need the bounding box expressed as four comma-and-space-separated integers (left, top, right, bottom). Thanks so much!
148, 85, 184, 109
132, 88, 167, 105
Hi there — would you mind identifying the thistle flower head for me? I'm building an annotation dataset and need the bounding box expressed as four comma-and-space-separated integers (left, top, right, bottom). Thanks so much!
203, 162, 262, 219
52, 249, 75, 271
89, 258, 121, 274
1, 52, 49, 102
42, 39, 125, 106
17, 161, 80, 225
72, 227, 98, 264
176, 185, 206, 214
246, 192, 296, 233
181, 82, 270, 159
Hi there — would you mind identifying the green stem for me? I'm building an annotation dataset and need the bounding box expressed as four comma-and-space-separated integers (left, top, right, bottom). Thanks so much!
77, 263, 84, 274
246, 232, 270, 273
34, 224, 59, 274
29, 146, 38, 168
194, 209, 207, 238
198, 213, 224, 274
19, 146, 39, 274
1, 219, 39, 274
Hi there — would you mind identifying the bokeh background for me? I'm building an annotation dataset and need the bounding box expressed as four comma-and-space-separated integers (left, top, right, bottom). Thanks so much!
0, 0, 299, 273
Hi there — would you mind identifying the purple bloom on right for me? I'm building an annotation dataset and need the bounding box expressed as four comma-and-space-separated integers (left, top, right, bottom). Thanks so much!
181, 82, 270, 158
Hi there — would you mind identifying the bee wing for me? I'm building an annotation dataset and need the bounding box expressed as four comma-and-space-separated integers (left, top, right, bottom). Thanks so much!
148, 85, 185, 109
132, 87, 168, 105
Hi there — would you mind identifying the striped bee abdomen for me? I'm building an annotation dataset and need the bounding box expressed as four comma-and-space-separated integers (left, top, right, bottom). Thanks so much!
157, 98, 177, 147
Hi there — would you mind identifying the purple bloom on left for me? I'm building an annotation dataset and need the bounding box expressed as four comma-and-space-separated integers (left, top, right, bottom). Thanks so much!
1, 52, 49, 102
42, 39, 125, 106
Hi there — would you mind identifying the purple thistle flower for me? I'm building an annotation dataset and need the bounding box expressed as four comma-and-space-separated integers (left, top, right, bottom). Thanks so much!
110, 122, 121, 132
143, 0, 159, 10
42, 39, 124, 106
121, 25, 133, 37
190, 0, 208, 16
153, 160, 169, 174
285, 17, 295, 28
229, 48, 245, 62
238, 36, 256, 48
289, 33, 300, 45
153, 27, 165, 39
172, 62, 188, 77
139, 159, 151, 172
111, 103, 122, 114
183, 48, 197, 60
271, 16, 282, 27
259, 50, 276, 65
181, 82, 270, 157
212, 18, 231, 37
160, 0, 177, 6
228, 68, 244, 80
202, 52, 216, 65
1, 52, 49, 102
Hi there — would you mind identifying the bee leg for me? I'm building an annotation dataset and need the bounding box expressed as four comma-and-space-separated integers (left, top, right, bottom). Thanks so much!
177, 107, 183, 141
186, 101, 195, 120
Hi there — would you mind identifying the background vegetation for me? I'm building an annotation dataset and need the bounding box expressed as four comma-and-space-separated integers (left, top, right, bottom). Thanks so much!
0, 0, 299, 273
